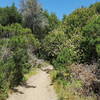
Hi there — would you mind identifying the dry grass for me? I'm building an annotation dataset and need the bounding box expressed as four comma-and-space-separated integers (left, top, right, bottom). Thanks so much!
49, 64, 98, 100
53, 79, 97, 100
70, 64, 99, 96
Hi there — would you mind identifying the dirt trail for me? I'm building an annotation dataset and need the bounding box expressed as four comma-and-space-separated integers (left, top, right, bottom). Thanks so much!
7, 70, 58, 100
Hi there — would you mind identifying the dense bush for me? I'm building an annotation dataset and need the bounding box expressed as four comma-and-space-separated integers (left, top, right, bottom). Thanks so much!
53, 47, 76, 69
41, 31, 68, 61
80, 15, 100, 62
62, 7, 95, 38
0, 24, 40, 99
61, 8, 100, 63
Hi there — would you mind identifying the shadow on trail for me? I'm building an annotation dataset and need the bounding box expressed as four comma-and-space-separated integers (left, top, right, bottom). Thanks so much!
12, 83, 36, 95
12, 88, 24, 94
21, 82, 36, 88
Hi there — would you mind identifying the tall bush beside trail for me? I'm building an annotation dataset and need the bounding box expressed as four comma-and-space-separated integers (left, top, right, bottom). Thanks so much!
8, 34, 40, 86
50, 47, 76, 86
41, 31, 68, 61
0, 24, 40, 99
12, 48, 28, 86
40, 27, 80, 63
7, 36, 28, 86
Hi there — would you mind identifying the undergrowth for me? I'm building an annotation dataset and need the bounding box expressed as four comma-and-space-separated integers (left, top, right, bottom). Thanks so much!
50, 69, 97, 100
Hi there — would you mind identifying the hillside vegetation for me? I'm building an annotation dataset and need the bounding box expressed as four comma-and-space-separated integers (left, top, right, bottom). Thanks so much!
0, 0, 100, 100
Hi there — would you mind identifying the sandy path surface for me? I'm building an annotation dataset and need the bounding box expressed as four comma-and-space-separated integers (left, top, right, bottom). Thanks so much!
7, 70, 58, 100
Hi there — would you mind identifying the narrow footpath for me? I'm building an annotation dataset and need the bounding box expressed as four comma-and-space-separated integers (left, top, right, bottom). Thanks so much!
7, 70, 58, 100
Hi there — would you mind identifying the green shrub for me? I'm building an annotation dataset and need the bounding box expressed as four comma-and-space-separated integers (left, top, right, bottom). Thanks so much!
0, 56, 15, 99
80, 15, 100, 62
11, 48, 28, 86
41, 32, 68, 61
8, 34, 40, 86
53, 47, 75, 69
26, 34, 41, 51
62, 8, 95, 38
0, 24, 40, 99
